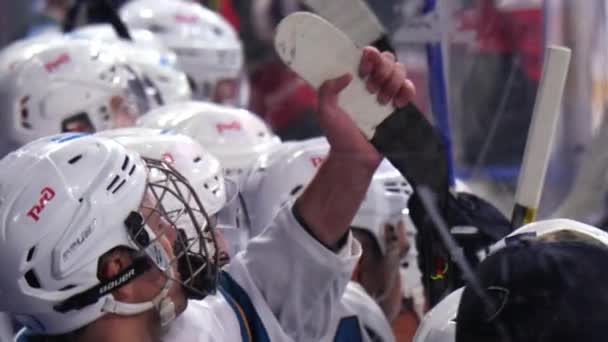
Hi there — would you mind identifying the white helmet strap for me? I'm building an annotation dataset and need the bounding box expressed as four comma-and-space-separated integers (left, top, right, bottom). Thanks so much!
101, 264, 176, 326
106, 223, 180, 326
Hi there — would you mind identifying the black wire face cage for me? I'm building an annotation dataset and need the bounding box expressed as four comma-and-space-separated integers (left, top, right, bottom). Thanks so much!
54, 157, 219, 314
138, 157, 219, 299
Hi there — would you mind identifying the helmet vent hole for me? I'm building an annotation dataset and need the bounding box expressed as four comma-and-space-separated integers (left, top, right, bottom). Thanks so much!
112, 180, 127, 194
68, 155, 83, 164
122, 155, 130, 171
25, 270, 41, 289
26, 246, 36, 262
59, 285, 76, 291
290, 185, 303, 196
193, 156, 202, 163
107, 175, 120, 191
129, 165, 136, 176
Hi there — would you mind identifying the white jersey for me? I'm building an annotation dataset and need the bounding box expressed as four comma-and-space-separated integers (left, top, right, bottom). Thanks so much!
17, 202, 364, 341
165, 281, 395, 342
338, 282, 396, 342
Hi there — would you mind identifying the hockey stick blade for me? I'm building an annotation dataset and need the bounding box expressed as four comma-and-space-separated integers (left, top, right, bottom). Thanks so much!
299, 0, 391, 50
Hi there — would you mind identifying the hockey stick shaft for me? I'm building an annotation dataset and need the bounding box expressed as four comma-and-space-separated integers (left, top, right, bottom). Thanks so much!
512, 46, 571, 228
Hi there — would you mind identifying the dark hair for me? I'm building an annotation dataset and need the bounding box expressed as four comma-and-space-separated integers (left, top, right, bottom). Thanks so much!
456, 240, 608, 342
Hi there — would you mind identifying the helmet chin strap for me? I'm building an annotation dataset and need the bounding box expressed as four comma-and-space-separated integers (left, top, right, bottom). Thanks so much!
101, 239, 178, 327
101, 273, 176, 326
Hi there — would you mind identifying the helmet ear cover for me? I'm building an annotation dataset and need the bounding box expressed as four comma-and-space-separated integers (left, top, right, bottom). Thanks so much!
54, 251, 150, 313
54, 210, 157, 313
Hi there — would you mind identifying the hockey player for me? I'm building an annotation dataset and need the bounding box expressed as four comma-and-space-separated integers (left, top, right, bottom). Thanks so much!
242, 137, 413, 341
350, 160, 413, 323
0, 37, 154, 157
136, 101, 282, 254
1, 46, 415, 341
414, 218, 608, 342
104, 129, 399, 341
120, 0, 250, 107
136, 101, 282, 185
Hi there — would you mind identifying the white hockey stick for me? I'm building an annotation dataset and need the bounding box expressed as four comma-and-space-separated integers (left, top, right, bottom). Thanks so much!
511, 46, 571, 228
300, 0, 386, 49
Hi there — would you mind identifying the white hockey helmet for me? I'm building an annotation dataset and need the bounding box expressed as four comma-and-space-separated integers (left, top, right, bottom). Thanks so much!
242, 137, 329, 236
71, 24, 192, 104
0, 38, 153, 156
97, 127, 247, 256
0, 133, 218, 335
137, 101, 281, 183
351, 159, 413, 255
486, 218, 608, 256
120, 0, 249, 106
96, 128, 228, 216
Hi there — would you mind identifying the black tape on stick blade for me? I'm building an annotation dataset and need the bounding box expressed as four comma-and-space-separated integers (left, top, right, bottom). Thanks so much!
369, 103, 455, 305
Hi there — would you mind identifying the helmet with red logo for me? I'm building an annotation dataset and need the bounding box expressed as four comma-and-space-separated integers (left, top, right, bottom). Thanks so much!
96, 127, 228, 215
0, 32, 63, 75
71, 24, 192, 104
97, 127, 249, 256
136, 101, 281, 183
242, 137, 329, 235
0, 133, 219, 335
120, 0, 249, 106
244, 136, 413, 241
0, 38, 153, 156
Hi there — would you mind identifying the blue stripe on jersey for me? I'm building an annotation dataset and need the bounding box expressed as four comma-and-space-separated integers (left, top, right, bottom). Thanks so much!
219, 271, 271, 342
218, 286, 253, 342
334, 316, 363, 342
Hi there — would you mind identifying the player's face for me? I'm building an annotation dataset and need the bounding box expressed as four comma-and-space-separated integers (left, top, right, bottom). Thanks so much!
109, 95, 139, 128
212, 222, 231, 266
213, 78, 240, 104
137, 195, 189, 316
